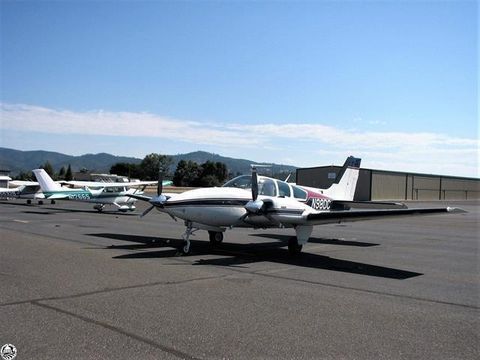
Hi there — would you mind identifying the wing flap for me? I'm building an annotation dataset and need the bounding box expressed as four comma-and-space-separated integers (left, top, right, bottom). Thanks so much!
331, 200, 408, 210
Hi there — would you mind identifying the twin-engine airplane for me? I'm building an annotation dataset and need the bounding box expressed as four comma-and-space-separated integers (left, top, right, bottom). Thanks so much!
32, 169, 159, 212
130, 156, 465, 255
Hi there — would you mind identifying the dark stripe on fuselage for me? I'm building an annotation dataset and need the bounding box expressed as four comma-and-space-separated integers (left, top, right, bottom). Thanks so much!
163, 198, 305, 217
163, 199, 250, 207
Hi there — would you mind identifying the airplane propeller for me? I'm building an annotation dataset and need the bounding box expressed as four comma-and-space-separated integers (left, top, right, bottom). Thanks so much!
140, 172, 168, 218
244, 166, 265, 214
251, 167, 258, 201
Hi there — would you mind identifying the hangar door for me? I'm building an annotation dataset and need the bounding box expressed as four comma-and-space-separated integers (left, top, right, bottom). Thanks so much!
371, 172, 407, 200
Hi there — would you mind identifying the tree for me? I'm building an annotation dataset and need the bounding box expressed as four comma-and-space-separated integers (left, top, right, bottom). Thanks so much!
41, 161, 55, 177
173, 160, 200, 186
65, 164, 73, 181
139, 153, 173, 180
196, 174, 220, 187
15, 171, 33, 181
58, 166, 66, 179
196, 161, 228, 186
110, 162, 143, 179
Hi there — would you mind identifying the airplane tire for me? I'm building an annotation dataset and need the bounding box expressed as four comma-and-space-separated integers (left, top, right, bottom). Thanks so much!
27, 200, 32, 205
38, 200, 44, 205
288, 237, 303, 255
180, 241, 191, 255
51, 200, 56, 204
209, 231, 223, 245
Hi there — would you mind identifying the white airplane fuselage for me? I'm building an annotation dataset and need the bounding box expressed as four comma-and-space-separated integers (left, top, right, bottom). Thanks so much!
48, 187, 139, 211
156, 187, 312, 229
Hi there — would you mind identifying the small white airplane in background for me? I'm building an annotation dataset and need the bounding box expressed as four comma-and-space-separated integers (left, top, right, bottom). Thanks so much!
32, 169, 159, 212
130, 156, 465, 255
0, 181, 46, 204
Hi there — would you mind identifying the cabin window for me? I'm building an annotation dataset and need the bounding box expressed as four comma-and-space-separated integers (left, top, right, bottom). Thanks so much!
259, 178, 276, 196
276, 180, 291, 197
292, 185, 307, 200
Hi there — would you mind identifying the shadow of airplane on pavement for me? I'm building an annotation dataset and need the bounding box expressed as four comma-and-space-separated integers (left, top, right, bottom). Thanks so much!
86, 232, 422, 280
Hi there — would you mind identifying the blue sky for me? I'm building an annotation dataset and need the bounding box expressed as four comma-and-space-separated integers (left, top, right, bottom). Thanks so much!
0, 1, 478, 177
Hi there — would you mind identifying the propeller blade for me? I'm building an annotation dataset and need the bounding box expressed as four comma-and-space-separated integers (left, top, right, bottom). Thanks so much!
157, 172, 163, 196
251, 166, 258, 201
140, 205, 155, 218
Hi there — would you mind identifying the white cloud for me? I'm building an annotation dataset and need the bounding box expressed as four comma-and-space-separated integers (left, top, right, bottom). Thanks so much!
1, 102, 478, 177
0, 103, 259, 147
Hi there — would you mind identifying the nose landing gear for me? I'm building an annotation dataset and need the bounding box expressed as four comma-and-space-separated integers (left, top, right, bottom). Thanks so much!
179, 221, 198, 255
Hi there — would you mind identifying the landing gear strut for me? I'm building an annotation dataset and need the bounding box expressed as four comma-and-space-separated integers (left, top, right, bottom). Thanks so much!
93, 204, 105, 212
288, 237, 303, 255
209, 231, 223, 246
180, 221, 198, 255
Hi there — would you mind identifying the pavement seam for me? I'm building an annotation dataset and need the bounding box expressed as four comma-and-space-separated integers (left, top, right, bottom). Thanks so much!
172, 256, 480, 311
2, 220, 477, 311
30, 300, 201, 360
242, 267, 480, 310
0, 274, 228, 307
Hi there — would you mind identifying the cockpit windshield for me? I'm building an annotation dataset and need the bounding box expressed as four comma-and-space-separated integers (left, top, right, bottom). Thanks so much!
223, 175, 277, 197
223, 175, 251, 189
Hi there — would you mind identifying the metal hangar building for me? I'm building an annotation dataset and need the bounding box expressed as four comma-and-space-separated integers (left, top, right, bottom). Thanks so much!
296, 165, 480, 201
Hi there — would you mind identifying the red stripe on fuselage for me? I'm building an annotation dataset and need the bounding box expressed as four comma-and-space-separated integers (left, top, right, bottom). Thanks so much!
303, 189, 331, 201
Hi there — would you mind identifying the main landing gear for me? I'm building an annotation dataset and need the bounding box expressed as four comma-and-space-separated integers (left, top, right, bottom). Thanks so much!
93, 204, 105, 212
208, 231, 223, 246
288, 237, 303, 255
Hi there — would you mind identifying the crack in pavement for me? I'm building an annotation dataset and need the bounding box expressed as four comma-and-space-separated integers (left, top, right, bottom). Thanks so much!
31, 301, 201, 360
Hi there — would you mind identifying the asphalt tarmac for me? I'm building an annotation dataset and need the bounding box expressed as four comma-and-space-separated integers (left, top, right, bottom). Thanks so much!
0, 199, 478, 359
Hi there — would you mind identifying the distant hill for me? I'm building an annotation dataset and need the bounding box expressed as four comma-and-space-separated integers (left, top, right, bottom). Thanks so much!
0, 148, 296, 177
0, 148, 141, 176
169, 151, 296, 177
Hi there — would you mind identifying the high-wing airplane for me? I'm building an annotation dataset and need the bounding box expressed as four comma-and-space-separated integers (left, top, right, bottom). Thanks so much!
0, 181, 47, 204
0, 186, 23, 199
32, 169, 159, 212
130, 156, 465, 255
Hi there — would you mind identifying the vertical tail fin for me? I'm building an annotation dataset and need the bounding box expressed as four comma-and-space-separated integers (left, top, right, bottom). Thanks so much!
322, 156, 361, 201
32, 169, 63, 192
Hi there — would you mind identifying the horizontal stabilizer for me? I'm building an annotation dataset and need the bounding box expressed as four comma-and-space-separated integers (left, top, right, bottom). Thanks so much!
45, 193, 70, 200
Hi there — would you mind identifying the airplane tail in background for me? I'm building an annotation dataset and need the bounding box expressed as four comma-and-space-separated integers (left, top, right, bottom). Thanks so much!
32, 169, 63, 192
322, 156, 361, 201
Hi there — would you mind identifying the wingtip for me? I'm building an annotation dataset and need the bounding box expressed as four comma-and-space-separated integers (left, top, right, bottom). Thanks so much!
446, 207, 468, 214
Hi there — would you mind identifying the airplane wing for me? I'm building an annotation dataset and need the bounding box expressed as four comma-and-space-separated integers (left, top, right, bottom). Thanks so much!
331, 200, 408, 210
305, 207, 466, 226
10, 180, 39, 186
63, 180, 159, 188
